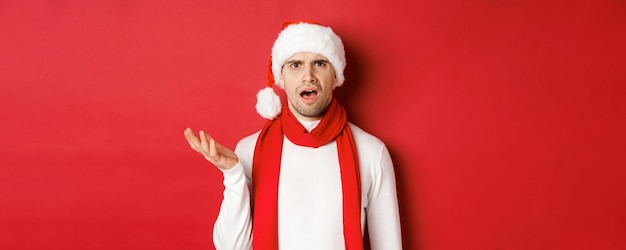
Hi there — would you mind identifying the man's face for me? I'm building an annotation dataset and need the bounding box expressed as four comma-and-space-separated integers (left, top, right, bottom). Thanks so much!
279, 52, 338, 121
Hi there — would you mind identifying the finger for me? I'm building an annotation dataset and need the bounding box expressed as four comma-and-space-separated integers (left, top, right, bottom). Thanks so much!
209, 138, 218, 158
184, 128, 202, 152
200, 130, 210, 156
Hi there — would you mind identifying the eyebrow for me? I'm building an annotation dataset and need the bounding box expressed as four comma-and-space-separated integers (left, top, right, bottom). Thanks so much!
285, 59, 331, 65
313, 59, 330, 64
285, 59, 303, 65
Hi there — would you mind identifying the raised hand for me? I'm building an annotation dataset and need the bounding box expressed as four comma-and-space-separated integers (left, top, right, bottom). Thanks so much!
184, 128, 239, 170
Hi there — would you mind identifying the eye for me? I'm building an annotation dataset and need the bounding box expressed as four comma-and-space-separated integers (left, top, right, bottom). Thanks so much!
290, 62, 300, 68
315, 61, 326, 67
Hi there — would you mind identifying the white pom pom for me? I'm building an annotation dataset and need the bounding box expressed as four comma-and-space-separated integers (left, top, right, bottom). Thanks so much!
255, 87, 282, 119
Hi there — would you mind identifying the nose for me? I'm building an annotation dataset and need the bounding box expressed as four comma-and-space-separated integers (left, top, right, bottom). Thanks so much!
301, 63, 317, 84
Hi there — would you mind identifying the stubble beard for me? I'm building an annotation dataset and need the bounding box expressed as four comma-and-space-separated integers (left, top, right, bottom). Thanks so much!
288, 93, 332, 118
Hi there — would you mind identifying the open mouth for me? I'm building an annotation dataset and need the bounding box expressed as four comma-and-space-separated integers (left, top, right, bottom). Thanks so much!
300, 89, 318, 98
298, 87, 319, 103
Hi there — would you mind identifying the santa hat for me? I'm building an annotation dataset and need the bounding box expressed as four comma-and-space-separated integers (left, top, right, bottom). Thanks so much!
255, 21, 346, 120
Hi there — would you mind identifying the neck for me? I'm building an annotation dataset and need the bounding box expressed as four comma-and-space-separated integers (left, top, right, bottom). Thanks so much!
287, 103, 324, 122
298, 119, 321, 132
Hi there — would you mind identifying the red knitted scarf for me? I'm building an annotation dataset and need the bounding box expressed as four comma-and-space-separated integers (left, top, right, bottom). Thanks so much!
252, 98, 363, 249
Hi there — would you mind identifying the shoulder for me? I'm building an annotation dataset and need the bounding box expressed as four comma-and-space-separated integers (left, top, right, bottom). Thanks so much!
234, 130, 261, 156
236, 130, 261, 149
348, 122, 386, 153
348, 123, 392, 171
233, 130, 261, 177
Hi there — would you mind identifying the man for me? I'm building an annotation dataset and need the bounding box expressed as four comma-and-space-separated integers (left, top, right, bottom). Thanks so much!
184, 21, 402, 250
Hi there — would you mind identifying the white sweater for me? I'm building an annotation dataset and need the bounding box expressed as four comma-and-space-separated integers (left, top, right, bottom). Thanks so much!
213, 121, 402, 249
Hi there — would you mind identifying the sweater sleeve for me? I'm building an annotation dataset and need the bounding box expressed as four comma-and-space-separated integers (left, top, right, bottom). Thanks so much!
212, 163, 253, 250
212, 135, 257, 250
366, 144, 403, 250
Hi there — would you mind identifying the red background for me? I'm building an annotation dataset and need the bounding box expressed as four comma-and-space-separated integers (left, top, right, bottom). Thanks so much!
1, 0, 625, 249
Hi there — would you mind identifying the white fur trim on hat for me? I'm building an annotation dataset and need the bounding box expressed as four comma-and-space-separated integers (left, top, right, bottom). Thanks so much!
255, 86, 282, 119
271, 22, 346, 89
